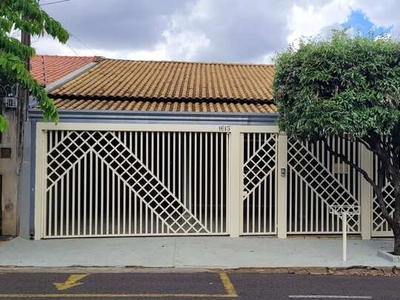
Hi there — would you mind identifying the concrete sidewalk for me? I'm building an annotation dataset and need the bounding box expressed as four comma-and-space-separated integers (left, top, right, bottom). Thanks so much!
0, 236, 397, 268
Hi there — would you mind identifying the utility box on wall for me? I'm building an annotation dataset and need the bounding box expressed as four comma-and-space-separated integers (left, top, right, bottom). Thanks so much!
0, 148, 11, 159
3, 97, 17, 109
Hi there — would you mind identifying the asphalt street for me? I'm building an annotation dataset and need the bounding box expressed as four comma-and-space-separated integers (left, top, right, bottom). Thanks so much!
0, 270, 399, 299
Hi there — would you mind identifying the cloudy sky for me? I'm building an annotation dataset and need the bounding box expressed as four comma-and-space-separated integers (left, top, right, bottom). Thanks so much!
34, 0, 397, 63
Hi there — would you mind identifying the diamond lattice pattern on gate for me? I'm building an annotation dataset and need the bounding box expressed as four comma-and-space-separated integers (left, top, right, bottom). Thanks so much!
288, 139, 359, 232
243, 134, 276, 198
372, 182, 394, 234
46, 131, 209, 235
241, 133, 277, 235
371, 135, 395, 236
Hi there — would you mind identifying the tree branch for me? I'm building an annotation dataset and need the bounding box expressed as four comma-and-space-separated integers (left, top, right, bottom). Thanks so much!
355, 136, 373, 152
321, 137, 396, 228
322, 137, 376, 188
367, 133, 398, 181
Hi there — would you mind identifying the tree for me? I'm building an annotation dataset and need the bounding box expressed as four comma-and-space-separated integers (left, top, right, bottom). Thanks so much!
273, 31, 400, 255
0, 0, 69, 131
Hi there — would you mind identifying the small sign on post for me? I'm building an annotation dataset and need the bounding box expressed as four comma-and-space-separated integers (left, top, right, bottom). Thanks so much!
329, 205, 360, 261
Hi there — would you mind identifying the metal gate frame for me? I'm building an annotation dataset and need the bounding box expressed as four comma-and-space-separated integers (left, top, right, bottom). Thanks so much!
240, 131, 278, 235
226, 126, 284, 237
281, 138, 374, 239
34, 123, 383, 240
35, 123, 237, 239
35, 123, 282, 240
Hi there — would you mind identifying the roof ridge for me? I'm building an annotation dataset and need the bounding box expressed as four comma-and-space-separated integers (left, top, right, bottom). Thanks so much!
101, 58, 274, 67
35, 54, 98, 59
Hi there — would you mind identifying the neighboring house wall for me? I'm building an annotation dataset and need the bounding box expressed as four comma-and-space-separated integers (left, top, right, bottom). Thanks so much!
0, 55, 99, 237
0, 110, 18, 236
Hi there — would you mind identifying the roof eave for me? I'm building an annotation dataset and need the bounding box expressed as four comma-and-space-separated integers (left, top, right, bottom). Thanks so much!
29, 109, 279, 125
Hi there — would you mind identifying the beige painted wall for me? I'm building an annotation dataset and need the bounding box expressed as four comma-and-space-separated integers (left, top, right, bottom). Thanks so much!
0, 110, 18, 236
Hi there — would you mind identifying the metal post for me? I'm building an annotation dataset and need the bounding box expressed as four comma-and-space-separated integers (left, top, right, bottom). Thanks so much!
343, 211, 347, 261
277, 133, 288, 238
360, 143, 373, 240
229, 127, 241, 237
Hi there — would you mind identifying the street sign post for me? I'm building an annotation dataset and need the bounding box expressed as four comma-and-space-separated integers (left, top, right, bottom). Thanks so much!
330, 205, 360, 261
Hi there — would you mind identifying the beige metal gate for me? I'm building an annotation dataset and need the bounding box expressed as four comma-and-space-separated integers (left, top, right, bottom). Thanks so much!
36, 123, 384, 239
241, 132, 277, 235
287, 137, 361, 234
36, 125, 229, 238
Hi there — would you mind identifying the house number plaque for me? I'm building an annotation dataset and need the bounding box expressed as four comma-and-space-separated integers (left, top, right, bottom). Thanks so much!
218, 125, 231, 132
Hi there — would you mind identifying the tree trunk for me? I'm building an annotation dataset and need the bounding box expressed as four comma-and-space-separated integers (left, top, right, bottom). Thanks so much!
394, 228, 400, 255
392, 172, 400, 255
393, 182, 400, 256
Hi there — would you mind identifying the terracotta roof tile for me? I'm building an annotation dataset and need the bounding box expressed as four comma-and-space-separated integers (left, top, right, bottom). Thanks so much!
53, 98, 277, 114
31, 55, 100, 86
50, 59, 275, 102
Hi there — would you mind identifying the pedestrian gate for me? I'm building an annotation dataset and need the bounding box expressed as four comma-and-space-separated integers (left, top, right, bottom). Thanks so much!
241, 133, 277, 235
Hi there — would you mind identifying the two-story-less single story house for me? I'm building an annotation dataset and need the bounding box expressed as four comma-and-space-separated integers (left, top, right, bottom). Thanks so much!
19, 57, 393, 240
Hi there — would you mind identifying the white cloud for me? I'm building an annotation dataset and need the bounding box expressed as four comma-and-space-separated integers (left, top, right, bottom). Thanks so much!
33, 34, 170, 61
32, 36, 81, 56
126, 45, 168, 61
160, 0, 292, 63
30, 0, 400, 63
260, 52, 275, 64
162, 28, 210, 62
288, 0, 352, 45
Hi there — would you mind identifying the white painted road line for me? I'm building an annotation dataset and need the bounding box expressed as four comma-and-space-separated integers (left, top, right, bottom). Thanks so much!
289, 296, 372, 299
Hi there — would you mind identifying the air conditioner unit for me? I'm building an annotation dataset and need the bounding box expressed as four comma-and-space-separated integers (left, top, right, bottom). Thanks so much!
4, 97, 17, 109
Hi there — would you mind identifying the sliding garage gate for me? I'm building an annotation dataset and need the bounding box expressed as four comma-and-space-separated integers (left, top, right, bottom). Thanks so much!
287, 137, 361, 235
35, 123, 394, 239
39, 127, 229, 238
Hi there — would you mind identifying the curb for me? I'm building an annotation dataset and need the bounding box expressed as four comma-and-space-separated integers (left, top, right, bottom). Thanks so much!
0, 266, 399, 276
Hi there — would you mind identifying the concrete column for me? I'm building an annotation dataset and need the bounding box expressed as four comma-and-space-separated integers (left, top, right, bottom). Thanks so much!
360, 143, 373, 240
277, 133, 288, 239
0, 110, 19, 236
229, 127, 241, 237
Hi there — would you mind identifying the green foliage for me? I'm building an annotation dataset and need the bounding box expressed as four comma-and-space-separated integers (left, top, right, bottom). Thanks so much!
273, 31, 400, 144
0, 0, 69, 131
